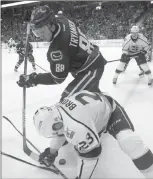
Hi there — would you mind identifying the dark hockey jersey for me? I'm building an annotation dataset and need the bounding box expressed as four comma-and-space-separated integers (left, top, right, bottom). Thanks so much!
36, 16, 105, 85
16, 42, 33, 56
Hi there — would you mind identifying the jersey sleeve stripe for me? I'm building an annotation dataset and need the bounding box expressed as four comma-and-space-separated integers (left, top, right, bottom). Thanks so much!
67, 71, 92, 96
76, 53, 100, 74
139, 38, 150, 45
60, 106, 100, 143
122, 39, 131, 49
89, 159, 99, 179
78, 160, 84, 178
79, 70, 97, 91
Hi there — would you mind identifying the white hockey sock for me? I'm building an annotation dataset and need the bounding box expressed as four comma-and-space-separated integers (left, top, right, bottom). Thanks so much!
113, 72, 119, 79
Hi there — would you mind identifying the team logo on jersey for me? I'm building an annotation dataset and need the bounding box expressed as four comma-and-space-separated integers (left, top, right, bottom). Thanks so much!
65, 127, 75, 139
50, 50, 63, 61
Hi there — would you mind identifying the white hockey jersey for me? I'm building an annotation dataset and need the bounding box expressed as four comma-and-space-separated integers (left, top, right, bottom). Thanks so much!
122, 33, 150, 56
8, 38, 16, 47
50, 90, 116, 178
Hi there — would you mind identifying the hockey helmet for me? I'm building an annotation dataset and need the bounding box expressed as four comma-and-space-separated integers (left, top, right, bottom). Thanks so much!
33, 106, 63, 138
30, 5, 55, 40
131, 25, 139, 33
58, 10, 63, 15
30, 5, 55, 29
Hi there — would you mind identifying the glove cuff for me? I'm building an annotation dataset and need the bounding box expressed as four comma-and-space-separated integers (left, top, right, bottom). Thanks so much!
141, 50, 147, 55
31, 72, 38, 85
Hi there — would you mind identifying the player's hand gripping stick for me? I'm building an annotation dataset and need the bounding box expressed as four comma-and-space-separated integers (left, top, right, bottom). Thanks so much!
17, 72, 37, 88
39, 148, 58, 167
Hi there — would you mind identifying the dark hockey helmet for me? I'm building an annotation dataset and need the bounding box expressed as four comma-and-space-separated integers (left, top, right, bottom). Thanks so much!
30, 5, 55, 29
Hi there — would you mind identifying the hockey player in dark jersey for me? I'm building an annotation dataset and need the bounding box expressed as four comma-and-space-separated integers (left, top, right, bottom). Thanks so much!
14, 41, 36, 72
17, 5, 107, 100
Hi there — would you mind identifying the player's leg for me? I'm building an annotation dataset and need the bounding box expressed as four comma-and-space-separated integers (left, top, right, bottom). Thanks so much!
107, 101, 153, 178
14, 55, 24, 72
13, 44, 16, 53
8, 45, 12, 53
135, 52, 153, 86
61, 69, 103, 100
113, 54, 130, 84
146, 45, 152, 62
138, 65, 145, 77
122, 58, 131, 72
28, 54, 36, 70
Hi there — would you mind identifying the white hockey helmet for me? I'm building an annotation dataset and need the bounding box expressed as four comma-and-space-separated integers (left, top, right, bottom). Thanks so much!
57, 10, 63, 14
131, 25, 139, 33
33, 106, 63, 138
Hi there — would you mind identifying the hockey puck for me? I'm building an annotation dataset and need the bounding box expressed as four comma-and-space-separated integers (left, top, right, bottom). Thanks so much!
59, 159, 66, 165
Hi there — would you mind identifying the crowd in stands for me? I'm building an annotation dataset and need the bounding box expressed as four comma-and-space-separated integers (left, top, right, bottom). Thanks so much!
141, 9, 153, 43
1, 1, 153, 43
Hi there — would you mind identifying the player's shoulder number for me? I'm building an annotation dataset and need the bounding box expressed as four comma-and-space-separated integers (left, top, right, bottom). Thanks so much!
75, 92, 103, 105
78, 28, 94, 54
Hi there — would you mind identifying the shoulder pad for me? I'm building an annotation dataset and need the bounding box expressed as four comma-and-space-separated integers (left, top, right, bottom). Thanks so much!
124, 34, 131, 41
138, 33, 147, 41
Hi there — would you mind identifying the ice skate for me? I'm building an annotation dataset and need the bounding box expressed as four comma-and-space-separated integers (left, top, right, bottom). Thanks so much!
33, 66, 36, 71
113, 78, 118, 84
14, 67, 18, 72
139, 70, 144, 77
148, 79, 153, 86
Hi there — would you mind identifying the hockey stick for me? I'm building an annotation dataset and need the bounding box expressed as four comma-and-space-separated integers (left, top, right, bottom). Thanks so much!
3, 116, 68, 179
21, 24, 68, 179
3, 116, 40, 153
22, 22, 34, 158
1, 151, 58, 174
35, 58, 120, 74
35, 63, 49, 72
107, 59, 120, 63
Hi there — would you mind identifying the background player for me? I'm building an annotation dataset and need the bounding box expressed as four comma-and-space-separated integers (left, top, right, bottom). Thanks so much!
7, 38, 16, 53
33, 90, 153, 179
113, 25, 153, 86
14, 41, 36, 72
17, 5, 107, 100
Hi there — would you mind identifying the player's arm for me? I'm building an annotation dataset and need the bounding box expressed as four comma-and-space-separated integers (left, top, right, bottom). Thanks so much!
49, 135, 67, 153
17, 49, 69, 88
122, 37, 131, 55
140, 36, 150, 54
74, 123, 101, 179
28, 43, 33, 54
16, 44, 25, 56
38, 135, 67, 167
16, 44, 20, 53
34, 49, 69, 85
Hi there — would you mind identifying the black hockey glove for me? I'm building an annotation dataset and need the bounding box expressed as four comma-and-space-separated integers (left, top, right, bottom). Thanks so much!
39, 148, 58, 167
140, 50, 147, 55
17, 72, 38, 88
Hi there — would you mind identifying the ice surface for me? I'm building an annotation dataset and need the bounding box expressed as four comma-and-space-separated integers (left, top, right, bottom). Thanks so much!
2, 47, 153, 178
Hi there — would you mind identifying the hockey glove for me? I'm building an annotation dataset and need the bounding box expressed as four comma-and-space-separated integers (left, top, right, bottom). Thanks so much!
140, 50, 147, 55
39, 148, 58, 167
17, 72, 37, 88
